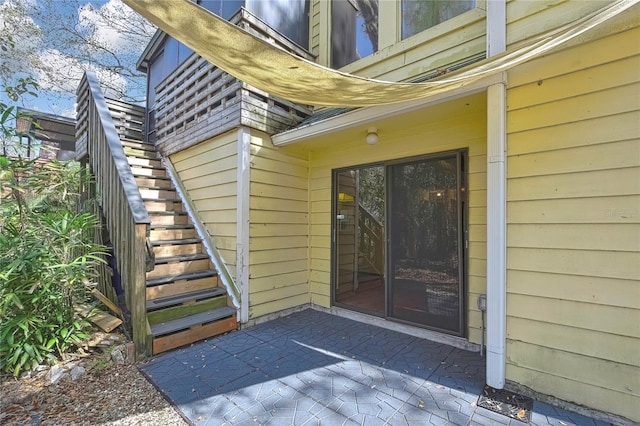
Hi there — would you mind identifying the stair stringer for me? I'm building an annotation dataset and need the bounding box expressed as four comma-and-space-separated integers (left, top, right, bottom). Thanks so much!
160, 156, 242, 316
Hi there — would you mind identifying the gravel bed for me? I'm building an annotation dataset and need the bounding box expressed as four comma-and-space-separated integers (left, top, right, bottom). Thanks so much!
0, 355, 187, 425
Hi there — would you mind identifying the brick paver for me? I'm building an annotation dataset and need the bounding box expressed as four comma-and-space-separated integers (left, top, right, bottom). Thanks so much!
141, 309, 610, 425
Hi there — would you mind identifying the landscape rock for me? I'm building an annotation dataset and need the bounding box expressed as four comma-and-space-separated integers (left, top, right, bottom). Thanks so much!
46, 365, 68, 385
70, 366, 86, 381
111, 342, 135, 365
111, 348, 125, 365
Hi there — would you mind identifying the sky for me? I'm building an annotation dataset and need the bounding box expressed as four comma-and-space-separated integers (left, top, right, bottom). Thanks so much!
0, 0, 154, 119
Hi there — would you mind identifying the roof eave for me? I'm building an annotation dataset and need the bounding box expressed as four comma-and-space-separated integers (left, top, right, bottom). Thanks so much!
137, 29, 167, 73
271, 72, 506, 147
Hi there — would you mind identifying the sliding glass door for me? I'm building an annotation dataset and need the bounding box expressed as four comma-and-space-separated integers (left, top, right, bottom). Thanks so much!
334, 166, 385, 316
333, 151, 466, 336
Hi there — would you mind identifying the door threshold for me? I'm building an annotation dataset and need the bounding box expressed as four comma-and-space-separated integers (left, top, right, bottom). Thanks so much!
315, 304, 480, 353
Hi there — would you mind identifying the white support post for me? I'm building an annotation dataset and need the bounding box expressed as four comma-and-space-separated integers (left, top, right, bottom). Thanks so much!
237, 127, 251, 324
486, 81, 507, 388
486, 0, 507, 389
487, 0, 507, 57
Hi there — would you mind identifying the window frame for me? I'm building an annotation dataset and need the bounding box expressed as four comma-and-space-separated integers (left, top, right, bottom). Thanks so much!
330, 0, 486, 74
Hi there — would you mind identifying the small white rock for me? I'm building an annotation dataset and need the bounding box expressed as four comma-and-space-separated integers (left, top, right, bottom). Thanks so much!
70, 365, 86, 380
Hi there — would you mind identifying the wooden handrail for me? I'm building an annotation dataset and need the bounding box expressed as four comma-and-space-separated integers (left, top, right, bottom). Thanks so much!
76, 70, 152, 358
358, 204, 384, 276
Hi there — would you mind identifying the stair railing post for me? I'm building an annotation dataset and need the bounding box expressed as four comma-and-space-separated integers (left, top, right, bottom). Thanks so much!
133, 223, 152, 358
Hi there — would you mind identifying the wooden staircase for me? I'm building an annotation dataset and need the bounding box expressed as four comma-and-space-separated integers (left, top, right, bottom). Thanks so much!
122, 138, 238, 354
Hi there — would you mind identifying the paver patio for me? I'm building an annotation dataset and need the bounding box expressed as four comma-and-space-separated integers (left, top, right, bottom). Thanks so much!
141, 309, 610, 426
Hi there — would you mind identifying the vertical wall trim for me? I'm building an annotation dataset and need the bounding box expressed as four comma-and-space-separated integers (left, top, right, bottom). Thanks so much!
486, 0, 507, 389
487, 0, 507, 56
378, 0, 398, 50
486, 81, 507, 388
318, 0, 331, 67
237, 127, 251, 323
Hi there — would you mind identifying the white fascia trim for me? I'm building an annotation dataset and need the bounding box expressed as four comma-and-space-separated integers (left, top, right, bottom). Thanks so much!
236, 127, 251, 324
271, 73, 505, 146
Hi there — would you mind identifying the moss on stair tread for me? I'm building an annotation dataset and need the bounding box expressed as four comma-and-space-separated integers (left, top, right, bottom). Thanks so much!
147, 287, 226, 311
150, 306, 236, 337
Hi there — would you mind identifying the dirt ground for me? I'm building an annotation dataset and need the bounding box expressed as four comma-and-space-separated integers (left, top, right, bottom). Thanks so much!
0, 335, 187, 426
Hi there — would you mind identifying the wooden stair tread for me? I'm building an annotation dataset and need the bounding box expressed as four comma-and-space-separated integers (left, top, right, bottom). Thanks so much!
152, 238, 201, 246
154, 253, 209, 264
150, 223, 195, 230
150, 306, 236, 337
121, 138, 156, 147
146, 269, 217, 286
146, 287, 226, 311
149, 211, 188, 216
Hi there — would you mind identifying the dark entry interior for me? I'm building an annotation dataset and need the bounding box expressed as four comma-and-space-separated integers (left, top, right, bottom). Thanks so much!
333, 151, 466, 335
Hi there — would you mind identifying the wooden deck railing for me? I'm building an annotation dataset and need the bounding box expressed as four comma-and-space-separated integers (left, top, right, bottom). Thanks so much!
76, 71, 153, 358
151, 7, 313, 156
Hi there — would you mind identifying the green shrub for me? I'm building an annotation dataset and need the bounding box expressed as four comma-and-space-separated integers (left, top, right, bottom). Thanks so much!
0, 84, 106, 376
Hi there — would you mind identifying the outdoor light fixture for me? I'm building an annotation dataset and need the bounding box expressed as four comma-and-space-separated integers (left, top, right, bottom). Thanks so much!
365, 127, 379, 145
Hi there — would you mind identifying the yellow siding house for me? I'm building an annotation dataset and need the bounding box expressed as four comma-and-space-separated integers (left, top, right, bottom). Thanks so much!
132, 0, 639, 422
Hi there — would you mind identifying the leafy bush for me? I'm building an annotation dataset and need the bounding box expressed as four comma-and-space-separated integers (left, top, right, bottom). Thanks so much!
0, 83, 106, 376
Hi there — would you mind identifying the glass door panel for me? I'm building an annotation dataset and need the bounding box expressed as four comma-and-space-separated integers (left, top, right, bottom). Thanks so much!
388, 154, 463, 334
334, 166, 385, 315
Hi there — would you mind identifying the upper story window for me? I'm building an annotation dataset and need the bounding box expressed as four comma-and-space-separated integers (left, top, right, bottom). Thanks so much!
246, 0, 310, 48
331, 0, 379, 69
401, 0, 475, 39
199, 0, 244, 19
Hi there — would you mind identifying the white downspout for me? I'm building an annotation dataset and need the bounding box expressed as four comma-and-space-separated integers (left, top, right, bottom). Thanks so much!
486, 0, 507, 389
237, 127, 251, 324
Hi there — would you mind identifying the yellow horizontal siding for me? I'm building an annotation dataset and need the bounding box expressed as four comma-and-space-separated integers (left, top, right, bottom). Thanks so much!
508, 270, 639, 309
506, 364, 639, 422
507, 316, 639, 367
508, 293, 639, 338
506, 0, 613, 47
508, 168, 640, 201
249, 294, 310, 319
170, 131, 238, 273
507, 224, 640, 252
508, 111, 640, 156
248, 130, 309, 319
506, 26, 640, 422
307, 92, 487, 342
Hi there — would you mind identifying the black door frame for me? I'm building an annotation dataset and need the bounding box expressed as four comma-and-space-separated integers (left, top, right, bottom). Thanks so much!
331, 149, 468, 337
